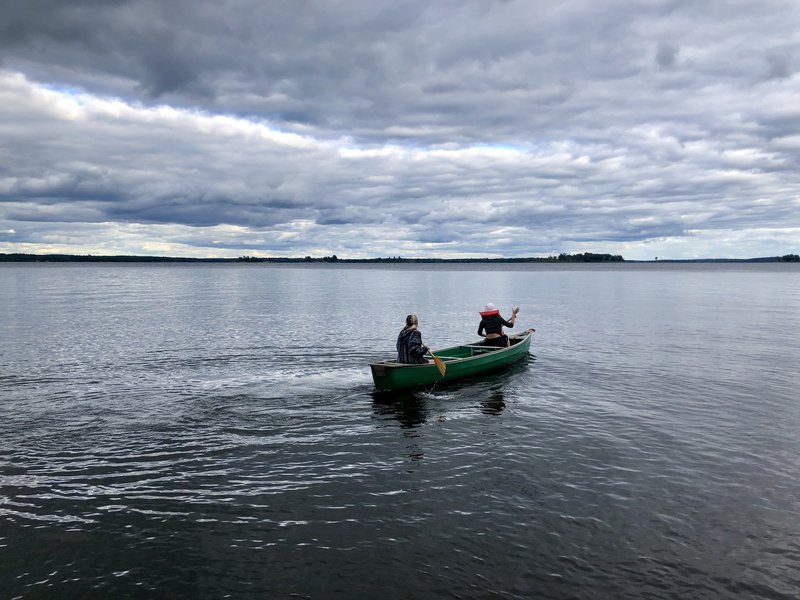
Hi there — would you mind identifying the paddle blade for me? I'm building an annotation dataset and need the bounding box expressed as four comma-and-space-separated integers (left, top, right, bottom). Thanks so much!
433, 354, 446, 376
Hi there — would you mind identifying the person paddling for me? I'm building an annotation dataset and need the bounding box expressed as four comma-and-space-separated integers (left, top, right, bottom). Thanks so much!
478, 303, 519, 347
396, 314, 430, 364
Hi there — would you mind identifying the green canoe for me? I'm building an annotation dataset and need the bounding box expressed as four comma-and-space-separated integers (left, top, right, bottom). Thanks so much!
370, 329, 533, 391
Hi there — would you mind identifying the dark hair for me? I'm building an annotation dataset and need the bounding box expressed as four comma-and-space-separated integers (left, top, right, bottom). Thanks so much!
405, 314, 418, 328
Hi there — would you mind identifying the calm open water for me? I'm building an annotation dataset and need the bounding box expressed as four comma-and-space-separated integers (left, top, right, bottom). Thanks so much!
1, 262, 799, 599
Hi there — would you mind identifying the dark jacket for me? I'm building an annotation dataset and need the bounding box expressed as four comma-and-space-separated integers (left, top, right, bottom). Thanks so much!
396, 327, 429, 364
478, 314, 514, 336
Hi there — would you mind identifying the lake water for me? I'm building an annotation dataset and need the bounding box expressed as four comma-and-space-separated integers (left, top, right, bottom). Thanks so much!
1, 262, 799, 599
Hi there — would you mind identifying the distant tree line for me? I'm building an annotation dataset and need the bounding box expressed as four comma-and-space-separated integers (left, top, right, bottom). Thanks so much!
242, 253, 621, 263
0, 253, 224, 263
556, 252, 623, 262
2, 252, 799, 263
650, 254, 800, 263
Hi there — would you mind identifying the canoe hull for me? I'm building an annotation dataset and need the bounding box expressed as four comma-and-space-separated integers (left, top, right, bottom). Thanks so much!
370, 330, 532, 391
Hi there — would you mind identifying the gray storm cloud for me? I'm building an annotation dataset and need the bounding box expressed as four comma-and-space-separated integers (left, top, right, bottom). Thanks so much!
0, 0, 799, 259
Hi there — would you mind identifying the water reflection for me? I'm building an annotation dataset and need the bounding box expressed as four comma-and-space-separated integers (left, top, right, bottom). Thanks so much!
370, 355, 536, 437
371, 391, 428, 428
371, 393, 427, 459
372, 383, 509, 424
481, 389, 506, 415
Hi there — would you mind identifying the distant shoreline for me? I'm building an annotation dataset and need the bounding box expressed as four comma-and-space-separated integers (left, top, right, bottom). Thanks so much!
1, 252, 798, 263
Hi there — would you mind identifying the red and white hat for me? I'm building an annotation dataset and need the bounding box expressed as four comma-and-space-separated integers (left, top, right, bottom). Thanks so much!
479, 302, 500, 317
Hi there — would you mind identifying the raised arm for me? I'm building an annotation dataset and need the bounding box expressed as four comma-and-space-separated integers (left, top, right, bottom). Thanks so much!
505, 306, 520, 328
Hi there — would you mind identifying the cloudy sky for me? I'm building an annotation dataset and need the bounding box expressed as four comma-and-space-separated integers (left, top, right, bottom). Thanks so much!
1, 0, 799, 259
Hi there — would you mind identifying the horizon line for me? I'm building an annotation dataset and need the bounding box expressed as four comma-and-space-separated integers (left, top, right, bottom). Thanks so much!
2, 252, 798, 264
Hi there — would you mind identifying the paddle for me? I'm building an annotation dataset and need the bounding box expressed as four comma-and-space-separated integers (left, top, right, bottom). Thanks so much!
428, 348, 446, 376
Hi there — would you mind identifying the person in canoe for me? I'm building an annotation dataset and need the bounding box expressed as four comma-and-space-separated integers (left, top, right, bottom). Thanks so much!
396, 314, 431, 364
478, 303, 519, 347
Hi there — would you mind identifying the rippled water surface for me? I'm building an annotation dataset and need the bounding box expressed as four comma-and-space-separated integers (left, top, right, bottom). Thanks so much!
2, 262, 799, 599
